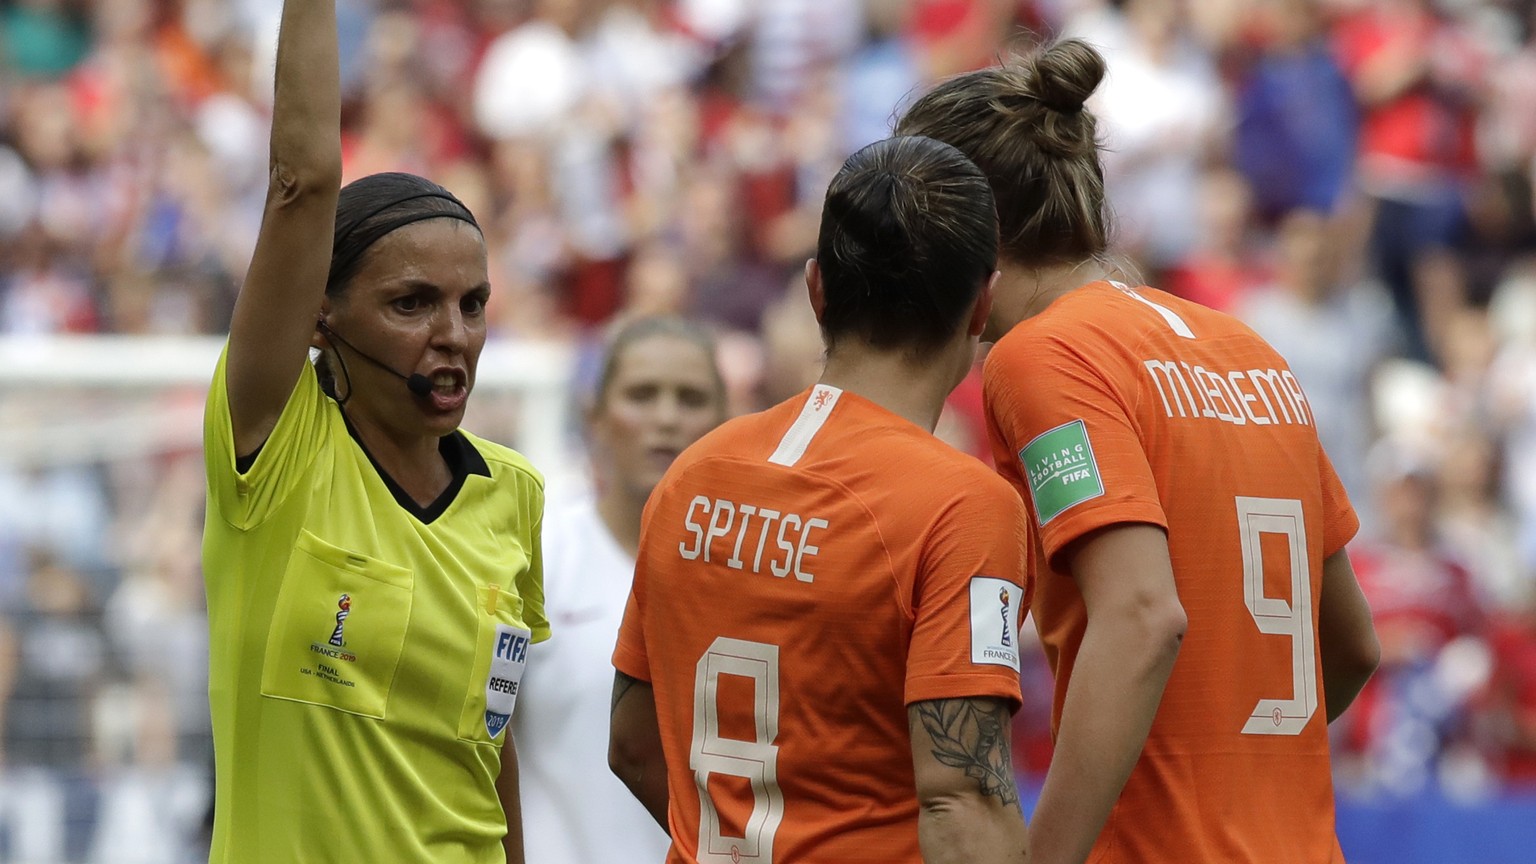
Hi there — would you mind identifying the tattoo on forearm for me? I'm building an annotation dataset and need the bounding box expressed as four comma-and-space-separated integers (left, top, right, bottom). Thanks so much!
611, 671, 640, 717
914, 699, 1020, 807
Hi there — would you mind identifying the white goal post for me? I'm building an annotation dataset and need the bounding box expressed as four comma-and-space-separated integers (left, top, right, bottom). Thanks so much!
0, 335, 579, 474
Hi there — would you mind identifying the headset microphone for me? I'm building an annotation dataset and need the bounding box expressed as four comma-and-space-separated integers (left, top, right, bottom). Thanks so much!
317, 321, 435, 398
404, 372, 434, 398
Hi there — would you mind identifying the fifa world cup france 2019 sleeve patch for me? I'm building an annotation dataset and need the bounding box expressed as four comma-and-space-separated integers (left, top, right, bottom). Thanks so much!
970, 577, 1023, 671
1020, 419, 1104, 524
483, 623, 531, 739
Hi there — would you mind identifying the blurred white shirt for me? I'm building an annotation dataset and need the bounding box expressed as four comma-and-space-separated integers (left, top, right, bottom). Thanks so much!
516, 492, 670, 864
1239, 282, 1395, 515
474, 21, 586, 140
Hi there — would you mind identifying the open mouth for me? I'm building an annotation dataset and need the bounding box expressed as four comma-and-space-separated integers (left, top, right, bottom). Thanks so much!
429, 371, 465, 394
423, 369, 468, 412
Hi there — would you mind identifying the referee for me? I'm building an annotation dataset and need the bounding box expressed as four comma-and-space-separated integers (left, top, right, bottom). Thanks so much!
200, 2, 547, 862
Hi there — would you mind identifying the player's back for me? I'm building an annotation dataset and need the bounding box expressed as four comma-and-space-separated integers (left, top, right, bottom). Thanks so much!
987, 281, 1359, 863
619, 384, 1028, 864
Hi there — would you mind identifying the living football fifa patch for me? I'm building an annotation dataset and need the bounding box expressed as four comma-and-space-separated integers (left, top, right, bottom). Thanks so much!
970, 577, 1022, 670
484, 623, 531, 739
1021, 419, 1105, 524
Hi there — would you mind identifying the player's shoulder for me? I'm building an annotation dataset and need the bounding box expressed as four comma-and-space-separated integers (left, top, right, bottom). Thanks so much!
938, 445, 1023, 508
673, 398, 802, 471
647, 398, 802, 502
1146, 286, 1275, 341
995, 280, 1282, 358
987, 280, 1146, 369
1153, 288, 1299, 372
904, 428, 1011, 487
460, 430, 545, 492
854, 422, 1025, 523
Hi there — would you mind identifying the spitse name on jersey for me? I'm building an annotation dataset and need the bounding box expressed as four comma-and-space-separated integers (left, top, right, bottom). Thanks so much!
677, 496, 829, 581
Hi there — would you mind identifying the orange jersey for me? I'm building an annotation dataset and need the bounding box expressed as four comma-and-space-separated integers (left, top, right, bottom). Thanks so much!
984, 281, 1359, 863
614, 385, 1031, 863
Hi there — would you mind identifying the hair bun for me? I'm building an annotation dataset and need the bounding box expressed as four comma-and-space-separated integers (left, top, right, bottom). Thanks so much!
827, 171, 909, 258
1028, 38, 1106, 114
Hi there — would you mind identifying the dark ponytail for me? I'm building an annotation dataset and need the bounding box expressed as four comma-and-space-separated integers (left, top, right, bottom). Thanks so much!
815, 135, 998, 354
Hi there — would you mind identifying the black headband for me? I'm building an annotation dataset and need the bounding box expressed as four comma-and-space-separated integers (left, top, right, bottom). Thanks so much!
329, 190, 481, 291
340, 190, 479, 236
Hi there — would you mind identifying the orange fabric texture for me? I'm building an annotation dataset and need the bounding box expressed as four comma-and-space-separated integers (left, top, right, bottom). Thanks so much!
615, 386, 1030, 863
984, 281, 1360, 864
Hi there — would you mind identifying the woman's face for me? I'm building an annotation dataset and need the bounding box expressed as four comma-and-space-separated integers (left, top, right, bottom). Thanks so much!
320, 218, 490, 440
591, 335, 725, 501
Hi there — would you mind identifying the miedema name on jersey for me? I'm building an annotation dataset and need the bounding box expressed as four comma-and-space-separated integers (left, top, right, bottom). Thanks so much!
1143, 359, 1313, 428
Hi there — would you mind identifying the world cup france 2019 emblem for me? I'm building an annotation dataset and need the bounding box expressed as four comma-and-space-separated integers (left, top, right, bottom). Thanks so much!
329, 594, 352, 647
999, 587, 1012, 648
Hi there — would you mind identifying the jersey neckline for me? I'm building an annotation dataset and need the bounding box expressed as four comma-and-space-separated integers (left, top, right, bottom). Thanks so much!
341, 413, 491, 524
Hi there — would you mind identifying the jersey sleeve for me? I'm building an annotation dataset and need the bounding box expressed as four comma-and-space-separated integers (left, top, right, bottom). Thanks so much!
983, 333, 1167, 570
1318, 445, 1360, 557
203, 344, 330, 531
904, 474, 1031, 708
518, 481, 552, 644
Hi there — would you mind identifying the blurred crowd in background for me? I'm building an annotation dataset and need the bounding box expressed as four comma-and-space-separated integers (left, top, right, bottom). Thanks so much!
3, 0, 1536, 860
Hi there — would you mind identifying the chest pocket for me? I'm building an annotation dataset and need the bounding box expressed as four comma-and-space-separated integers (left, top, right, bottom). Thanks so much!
260, 530, 413, 719
457, 583, 532, 745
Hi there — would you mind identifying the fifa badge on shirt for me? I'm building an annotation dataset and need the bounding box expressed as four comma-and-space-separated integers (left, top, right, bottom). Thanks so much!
1020, 419, 1105, 524
309, 595, 358, 666
483, 624, 531, 739
970, 577, 1022, 670
329, 594, 351, 647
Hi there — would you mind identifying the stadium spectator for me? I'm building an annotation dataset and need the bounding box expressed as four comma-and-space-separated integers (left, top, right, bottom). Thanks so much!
1435, 422, 1524, 608
1066, 0, 1227, 274
1341, 440, 1487, 793
899, 37, 1380, 864
1233, 0, 1359, 220
0, 552, 110, 864
610, 135, 1034, 862
91, 453, 211, 864
1, 0, 90, 79
1240, 207, 1396, 506
1164, 166, 1271, 313
1483, 596, 1536, 785
840, 0, 924, 153
1333, 0, 1489, 365
1486, 278, 1536, 580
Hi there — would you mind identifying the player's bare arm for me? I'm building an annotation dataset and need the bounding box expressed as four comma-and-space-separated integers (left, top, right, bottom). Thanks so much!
1318, 549, 1380, 722
1028, 523, 1186, 864
497, 728, 527, 864
609, 671, 670, 833
913, 698, 1020, 807
226, 0, 344, 458
909, 697, 1029, 864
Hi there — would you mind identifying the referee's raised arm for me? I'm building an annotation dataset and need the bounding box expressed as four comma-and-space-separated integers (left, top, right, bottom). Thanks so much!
225, 0, 342, 460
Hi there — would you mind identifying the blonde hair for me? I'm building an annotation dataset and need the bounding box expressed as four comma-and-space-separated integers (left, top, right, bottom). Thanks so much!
897, 38, 1110, 268
594, 315, 727, 414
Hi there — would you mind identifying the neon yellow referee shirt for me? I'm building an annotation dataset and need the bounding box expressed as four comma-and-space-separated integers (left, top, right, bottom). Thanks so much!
202, 348, 549, 863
